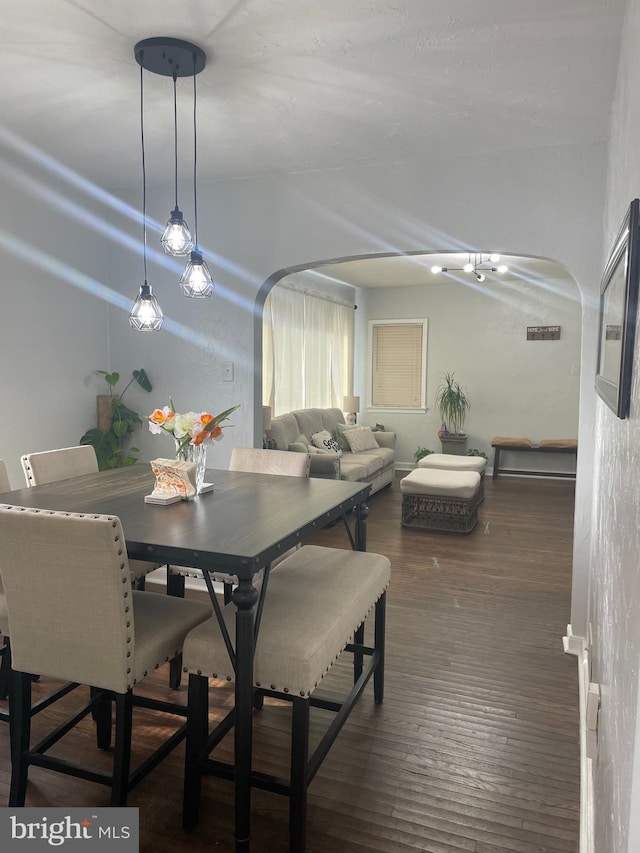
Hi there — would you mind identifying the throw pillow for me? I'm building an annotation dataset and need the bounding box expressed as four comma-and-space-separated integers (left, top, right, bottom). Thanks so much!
288, 433, 310, 453
336, 422, 358, 451
310, 429, 342, 456
344, 426, 379, 453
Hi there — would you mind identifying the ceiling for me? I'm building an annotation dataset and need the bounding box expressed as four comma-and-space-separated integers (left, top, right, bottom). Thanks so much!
0, 0, 624, 189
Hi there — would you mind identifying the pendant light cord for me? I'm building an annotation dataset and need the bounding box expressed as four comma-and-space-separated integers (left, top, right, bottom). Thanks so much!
192, 55, 198, 247
172, 75, 179, 209
140, 61, 148, 283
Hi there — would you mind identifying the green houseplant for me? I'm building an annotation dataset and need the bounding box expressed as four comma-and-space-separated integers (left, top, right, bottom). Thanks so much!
414, 447, 434, 463
80, 369, 152, 470
435, 372, 470, 455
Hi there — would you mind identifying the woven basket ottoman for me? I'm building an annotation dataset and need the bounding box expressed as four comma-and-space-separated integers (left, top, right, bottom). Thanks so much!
400, 468, 482, 533
417, 453, 486, 501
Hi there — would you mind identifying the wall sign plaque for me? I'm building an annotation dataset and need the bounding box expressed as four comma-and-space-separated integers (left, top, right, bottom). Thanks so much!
527, 325, 561, 340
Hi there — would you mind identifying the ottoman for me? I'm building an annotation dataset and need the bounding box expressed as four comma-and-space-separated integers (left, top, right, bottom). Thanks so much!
400, 468, 481, 533
417, 453, 486, 501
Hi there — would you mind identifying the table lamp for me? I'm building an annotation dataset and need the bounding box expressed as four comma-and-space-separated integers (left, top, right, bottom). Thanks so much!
342, 395, 360, 425
262, 405, 273, 448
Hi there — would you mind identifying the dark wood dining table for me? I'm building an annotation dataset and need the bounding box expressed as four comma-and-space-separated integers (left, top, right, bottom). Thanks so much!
0, 464, 371, 851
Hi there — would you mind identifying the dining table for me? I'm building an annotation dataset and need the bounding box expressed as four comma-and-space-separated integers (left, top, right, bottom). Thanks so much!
0, 463, 371, 851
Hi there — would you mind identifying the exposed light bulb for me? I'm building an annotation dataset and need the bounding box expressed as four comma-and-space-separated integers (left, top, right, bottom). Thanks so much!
463, 263, 474, 273
129, 282, 164, 331
179, 248, 214, 297
431, 265, 443, 273
161, 207, 194, 256
497, 264, 508, 273
476, 273, 486, 282
489, 253, 500, 263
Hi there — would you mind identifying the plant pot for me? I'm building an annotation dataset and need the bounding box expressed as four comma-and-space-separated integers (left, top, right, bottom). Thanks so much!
440, 434, 467, 455
97, 394, 112, 433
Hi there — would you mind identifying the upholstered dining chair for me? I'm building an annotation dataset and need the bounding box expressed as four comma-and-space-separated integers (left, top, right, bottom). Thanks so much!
166, 447, 310, 688
0, 460, 79, 722
20, 445, 159, 588
0, 504, 212, 806
0, 460, 13, 705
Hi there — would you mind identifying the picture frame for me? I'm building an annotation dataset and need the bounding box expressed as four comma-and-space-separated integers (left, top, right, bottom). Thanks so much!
595, 198, 640, 419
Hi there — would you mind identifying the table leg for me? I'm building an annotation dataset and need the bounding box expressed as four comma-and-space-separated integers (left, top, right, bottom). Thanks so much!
232, 576, 259, 852
492, 447, 500, 479
355, 500, 369, 552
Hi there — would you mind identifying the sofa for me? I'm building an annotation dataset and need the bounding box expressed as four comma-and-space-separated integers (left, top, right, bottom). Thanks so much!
268, 407, 396, 495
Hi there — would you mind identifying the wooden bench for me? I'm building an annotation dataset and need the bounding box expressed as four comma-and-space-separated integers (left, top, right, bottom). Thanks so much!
182, 545, 390, 851
491, 437, 578, 480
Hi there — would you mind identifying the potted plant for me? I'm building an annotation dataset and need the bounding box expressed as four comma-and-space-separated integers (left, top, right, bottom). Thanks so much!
414, 447, 434, 463
80, 369, 152, 470
435, 372, 470, 455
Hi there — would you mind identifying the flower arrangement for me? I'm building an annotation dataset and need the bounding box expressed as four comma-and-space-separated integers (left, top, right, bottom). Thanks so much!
148, 401, 239, 457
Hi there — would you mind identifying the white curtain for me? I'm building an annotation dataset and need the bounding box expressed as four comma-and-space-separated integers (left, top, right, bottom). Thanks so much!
263, 285, 353, 416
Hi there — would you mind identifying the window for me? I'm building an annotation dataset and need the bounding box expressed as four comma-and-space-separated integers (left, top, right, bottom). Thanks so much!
263, 284, 354, 415
368, 319, 428, 410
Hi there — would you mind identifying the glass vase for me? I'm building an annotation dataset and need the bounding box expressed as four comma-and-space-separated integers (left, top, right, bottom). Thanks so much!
174, 440, 207, 495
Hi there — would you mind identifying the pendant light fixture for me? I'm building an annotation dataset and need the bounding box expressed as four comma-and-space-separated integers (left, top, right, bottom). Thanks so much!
131, 37, 211, 324
129, 56, 163, 332
179, 58, 214, 298
160, 74, 194, 256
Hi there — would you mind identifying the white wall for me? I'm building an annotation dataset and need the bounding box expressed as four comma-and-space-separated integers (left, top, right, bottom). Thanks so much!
591, 1, 640, 850
0, 143, 110, 487
354, 274, 581, 469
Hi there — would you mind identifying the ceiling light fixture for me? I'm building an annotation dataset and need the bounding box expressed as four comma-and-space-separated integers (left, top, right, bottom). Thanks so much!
431, 253, 509, 282
129, 55, 163, 332
133, 38, 212, 309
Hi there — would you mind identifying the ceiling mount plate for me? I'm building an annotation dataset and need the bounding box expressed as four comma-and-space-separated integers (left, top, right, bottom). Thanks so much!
134, 37, 206, 77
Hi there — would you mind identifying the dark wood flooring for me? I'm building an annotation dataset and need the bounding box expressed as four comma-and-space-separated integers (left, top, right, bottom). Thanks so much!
0, 473, 579, 852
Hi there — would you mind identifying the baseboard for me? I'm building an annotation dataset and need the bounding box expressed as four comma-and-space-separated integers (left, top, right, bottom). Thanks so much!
563, 624, 594, 853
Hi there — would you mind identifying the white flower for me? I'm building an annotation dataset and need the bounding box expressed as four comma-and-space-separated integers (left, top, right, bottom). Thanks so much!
173, 411, 200, 438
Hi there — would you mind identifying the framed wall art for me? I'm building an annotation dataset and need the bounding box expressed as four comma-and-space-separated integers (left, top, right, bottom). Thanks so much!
595, 198, 640, 419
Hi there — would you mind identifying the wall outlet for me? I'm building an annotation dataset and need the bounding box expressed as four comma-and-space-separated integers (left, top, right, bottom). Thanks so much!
222, 362, 234, 382
571, 364, 581, 375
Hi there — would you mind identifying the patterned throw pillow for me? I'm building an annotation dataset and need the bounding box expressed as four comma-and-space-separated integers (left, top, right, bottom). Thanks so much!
310, 429, 343, 456
344, 426, 379, 453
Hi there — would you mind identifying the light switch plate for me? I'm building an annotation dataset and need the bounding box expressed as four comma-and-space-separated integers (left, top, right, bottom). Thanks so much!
223, 362, 234, 382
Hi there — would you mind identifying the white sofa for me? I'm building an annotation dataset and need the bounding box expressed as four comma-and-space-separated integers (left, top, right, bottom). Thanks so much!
267, 407, 396, 495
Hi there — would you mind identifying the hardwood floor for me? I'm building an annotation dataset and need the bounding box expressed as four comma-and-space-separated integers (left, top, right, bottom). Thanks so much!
0, 473, 579, 852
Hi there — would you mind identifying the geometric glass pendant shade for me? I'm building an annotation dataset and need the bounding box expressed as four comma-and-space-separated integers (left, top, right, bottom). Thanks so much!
179, 248, 214, 297
129, 282, 164, 331
161, 206, 193, 256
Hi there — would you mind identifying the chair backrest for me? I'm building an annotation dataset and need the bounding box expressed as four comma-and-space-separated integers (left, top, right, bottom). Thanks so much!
21, 445, 99, 487
229, 447, 310, 478
0, 505, 134, 693
0, 461, 10, 625
0, 460, 10, 493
